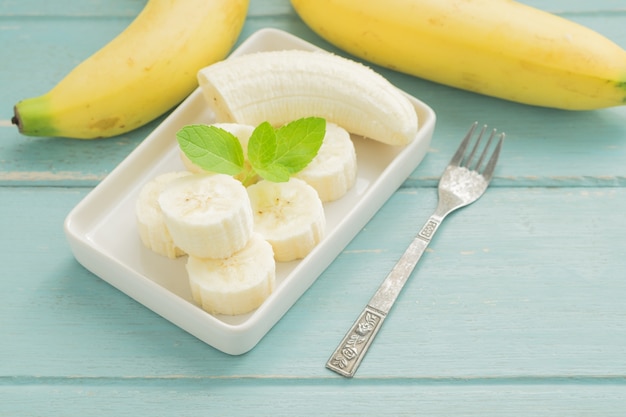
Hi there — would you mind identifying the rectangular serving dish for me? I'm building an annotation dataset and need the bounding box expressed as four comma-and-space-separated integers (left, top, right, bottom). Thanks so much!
63, 28, 436, 355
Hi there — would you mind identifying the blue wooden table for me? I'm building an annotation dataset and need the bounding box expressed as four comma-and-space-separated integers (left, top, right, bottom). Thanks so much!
2, 0, 626, 415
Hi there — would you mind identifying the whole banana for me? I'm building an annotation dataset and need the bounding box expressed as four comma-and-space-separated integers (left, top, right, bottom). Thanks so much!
12, 0, 249, 139
290, 0, 626, 110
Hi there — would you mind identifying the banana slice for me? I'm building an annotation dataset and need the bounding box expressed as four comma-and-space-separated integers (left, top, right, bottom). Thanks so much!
197, 49, 418, 146
294, 122, 357, 202
247, 178, 325, 262
158, 173, 254, 259
180, 122, 257, 184
187, 232, 275, 316
135, 171, 191, 258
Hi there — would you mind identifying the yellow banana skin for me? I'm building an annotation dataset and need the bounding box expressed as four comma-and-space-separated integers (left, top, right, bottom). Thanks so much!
290, 0, 626, 110
12, 0, 249, 139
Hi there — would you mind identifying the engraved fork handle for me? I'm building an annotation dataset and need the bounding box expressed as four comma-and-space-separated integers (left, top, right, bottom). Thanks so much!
326, 214, 443, 378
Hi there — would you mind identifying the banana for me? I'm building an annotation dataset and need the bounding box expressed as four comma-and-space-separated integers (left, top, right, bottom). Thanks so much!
12, 0, 249, 139
197, 50, 418, 146
135, 171, 191, 258
290, 0, 626, 110
294, 122, 357, 202
187, 233, 275, 316
247, 178, 325, 262
179, 122, 258, 184
158, 173, 254, 259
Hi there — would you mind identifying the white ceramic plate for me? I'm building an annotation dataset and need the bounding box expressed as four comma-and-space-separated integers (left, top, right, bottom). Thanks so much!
64, 28, 436, 355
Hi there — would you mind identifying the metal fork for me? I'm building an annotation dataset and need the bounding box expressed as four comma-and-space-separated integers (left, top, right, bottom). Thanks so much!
326, 122, 505, 378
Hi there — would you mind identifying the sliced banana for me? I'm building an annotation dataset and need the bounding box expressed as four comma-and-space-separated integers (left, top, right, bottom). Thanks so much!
158, 173, 253, 259
135, 171, 191, 258
294, 122, 357, 202
247, 178, 325, 262
180, 122, 258, 184
187, 232, 275, 316
197, 49, 418, 146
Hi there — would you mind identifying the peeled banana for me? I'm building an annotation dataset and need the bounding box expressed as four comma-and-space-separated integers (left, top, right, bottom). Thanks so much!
12, 0, 249, 139
247, 178, 326, 262
290, 0, 626, 110
158, 173, 254, 260
135, 171, 191, 259
187, 233, 275, 316
197, 50, 418, 145
294, 122, 357, 202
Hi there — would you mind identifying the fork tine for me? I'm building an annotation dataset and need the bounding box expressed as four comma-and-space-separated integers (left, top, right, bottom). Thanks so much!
480, 132, 505, 182
464, 124, 488, 168
449, 122, 478, 166
473, 128, 497, 171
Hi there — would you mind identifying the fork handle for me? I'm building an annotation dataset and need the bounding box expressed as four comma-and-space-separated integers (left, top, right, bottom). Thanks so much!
326, 215, 442, 377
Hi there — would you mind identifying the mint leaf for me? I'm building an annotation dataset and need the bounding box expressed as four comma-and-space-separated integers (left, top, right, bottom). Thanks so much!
176, 124, 244, 176
247, 117, 326, 182
254, 162, 291, 183
247, 121, 278, 173
274, 117, 326, 174
246, 122, 291, 182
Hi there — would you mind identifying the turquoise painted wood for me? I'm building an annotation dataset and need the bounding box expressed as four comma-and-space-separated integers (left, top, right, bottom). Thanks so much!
2, 0, 626, 415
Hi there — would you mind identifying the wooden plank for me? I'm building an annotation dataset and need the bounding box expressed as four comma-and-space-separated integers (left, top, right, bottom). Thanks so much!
2, 187, 625, 379
2, 383, 626, 416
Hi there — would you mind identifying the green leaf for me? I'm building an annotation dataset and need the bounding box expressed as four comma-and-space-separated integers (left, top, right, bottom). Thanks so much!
254, 163, 291, 183
274, 117, 326, 174
247, 117, 327, 182
247, 121, 278, 173
176, 124, 244, 176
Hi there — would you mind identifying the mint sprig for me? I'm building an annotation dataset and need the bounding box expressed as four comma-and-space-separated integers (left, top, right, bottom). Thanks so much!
176, 124, 245, 176
176, 117, 326, 186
